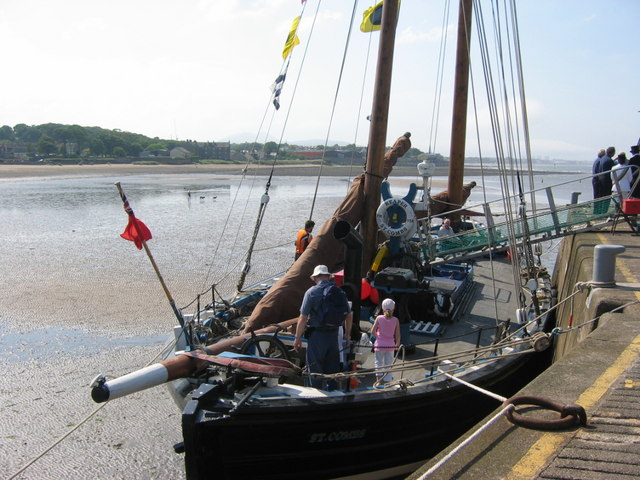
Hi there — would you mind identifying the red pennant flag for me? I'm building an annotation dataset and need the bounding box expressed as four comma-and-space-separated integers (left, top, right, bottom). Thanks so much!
120, 215, 152, 250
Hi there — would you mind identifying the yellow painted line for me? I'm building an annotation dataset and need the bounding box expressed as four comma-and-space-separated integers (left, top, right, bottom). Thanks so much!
507, 335, 640, 480
508, 232, 640, 479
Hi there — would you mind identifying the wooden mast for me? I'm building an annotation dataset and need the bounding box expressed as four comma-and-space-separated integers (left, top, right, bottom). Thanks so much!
447, 0, 473, 225
360, 0, 400, 273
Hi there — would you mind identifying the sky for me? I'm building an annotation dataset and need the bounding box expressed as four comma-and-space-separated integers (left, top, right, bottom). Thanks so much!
1, 0, 638, 162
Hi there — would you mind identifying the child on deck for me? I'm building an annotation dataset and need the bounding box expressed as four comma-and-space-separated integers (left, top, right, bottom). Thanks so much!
370, 298, 401, 387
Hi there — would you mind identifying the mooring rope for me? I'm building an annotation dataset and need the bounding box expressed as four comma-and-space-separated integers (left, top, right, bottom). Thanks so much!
416, 404, 515, 479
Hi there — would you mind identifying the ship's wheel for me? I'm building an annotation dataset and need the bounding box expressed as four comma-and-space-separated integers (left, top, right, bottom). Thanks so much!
240, 334, 292, 362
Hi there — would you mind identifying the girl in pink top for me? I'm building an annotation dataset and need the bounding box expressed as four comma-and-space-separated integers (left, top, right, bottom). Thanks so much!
370, 298, 401, 386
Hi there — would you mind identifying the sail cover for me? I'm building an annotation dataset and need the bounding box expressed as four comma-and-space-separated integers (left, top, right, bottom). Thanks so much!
244, 134, 411, 332
244, 174, 366, 332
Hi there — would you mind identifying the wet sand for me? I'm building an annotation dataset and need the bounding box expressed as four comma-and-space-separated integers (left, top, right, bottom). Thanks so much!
1, 244, 187, 478
0, 162, 495, 180
1, 167, 233, 480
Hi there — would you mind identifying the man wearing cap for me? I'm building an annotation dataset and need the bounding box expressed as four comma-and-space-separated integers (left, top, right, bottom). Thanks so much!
294, 264, 349, 390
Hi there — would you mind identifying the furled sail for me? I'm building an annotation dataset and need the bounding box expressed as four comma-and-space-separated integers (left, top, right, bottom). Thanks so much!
243, 134, 412, 332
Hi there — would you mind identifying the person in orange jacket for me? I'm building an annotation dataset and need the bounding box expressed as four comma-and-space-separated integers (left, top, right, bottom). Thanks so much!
294, 220, 315, 260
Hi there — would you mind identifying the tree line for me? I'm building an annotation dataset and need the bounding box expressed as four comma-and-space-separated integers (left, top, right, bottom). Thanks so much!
0, 123, 439, 164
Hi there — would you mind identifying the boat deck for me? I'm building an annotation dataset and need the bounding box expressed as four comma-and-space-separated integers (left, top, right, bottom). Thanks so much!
354, 255, 525, 389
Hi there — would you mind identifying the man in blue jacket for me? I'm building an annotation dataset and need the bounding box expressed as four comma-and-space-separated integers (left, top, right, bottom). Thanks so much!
294, 265, 349, 390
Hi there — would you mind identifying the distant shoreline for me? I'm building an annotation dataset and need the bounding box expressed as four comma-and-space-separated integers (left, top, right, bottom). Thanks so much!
0, 163, 575, 179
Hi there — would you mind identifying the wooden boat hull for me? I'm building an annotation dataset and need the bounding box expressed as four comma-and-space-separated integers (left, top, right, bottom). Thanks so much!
181, 350, 547, 480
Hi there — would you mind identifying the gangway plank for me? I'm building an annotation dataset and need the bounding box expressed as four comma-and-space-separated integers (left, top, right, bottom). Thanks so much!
422, 179, 637, 266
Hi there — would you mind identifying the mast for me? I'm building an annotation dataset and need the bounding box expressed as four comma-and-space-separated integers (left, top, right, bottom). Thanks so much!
447, 0, 473, 224
361, 0, 400, 273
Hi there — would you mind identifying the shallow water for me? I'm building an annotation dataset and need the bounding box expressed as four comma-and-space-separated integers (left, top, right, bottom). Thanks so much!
0, 324, 169, 363
0, 173, 350, 337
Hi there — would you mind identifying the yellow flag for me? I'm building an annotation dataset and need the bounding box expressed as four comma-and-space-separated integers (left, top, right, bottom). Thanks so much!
360, 1, 383, 32
282, 16, 301, 60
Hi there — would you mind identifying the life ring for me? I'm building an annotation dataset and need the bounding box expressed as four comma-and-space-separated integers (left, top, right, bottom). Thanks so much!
376, 197, 417, 239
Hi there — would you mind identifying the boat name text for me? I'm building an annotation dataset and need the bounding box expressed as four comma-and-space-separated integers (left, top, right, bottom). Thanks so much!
309, 429, 366, 443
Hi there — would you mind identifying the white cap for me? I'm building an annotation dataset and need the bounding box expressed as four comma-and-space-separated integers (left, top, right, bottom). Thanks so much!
381, 298, 395, 311
311, 265, 330, 278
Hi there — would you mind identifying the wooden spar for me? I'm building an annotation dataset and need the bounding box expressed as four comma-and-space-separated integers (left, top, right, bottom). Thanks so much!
360, 0, 400, 274
115, 182, 188, 339
447, 0, 474, 225
91, 318, 299, 403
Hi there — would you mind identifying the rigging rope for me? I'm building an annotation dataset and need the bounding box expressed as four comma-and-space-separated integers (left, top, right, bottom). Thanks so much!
471, 0, 540, 312
309, 0, 359, 220
345, 0, 377, 192
198, 0, 313, 295
427, 0, 452, 154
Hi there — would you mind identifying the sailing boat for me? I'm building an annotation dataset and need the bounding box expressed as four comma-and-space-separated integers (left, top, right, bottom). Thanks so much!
90, 2, 556, 479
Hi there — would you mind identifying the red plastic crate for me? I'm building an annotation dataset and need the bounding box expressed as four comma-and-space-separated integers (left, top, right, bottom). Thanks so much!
622, 199, 640, 214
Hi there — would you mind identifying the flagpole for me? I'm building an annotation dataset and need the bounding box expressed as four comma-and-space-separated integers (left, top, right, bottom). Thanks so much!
115, 182, 189, 345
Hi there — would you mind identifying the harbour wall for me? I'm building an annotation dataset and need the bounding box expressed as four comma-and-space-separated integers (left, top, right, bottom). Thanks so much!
550, 229, 640, 362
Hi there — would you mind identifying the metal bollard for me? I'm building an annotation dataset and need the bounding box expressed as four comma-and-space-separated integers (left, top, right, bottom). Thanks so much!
570, 192, 581, 204
592, 244, 625, 287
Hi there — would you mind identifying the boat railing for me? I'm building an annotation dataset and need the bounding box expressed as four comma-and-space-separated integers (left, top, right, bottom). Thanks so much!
352, 323, 538, 385
418, 168, 639, 263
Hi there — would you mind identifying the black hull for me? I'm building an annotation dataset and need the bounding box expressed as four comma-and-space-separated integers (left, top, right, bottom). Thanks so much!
181, 351, 547, 480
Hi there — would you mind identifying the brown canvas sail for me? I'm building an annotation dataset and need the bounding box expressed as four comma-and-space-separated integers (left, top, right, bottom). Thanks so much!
243, 134, 411, 332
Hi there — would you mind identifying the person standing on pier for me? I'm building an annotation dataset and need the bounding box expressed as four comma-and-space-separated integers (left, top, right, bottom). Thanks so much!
592, 149, 605, 200
596, 146, 616, 214
628, 144, 640, 199
611, 152, 632, 202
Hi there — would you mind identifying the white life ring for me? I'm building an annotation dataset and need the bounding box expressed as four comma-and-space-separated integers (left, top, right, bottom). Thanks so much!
376, 197, 417, 238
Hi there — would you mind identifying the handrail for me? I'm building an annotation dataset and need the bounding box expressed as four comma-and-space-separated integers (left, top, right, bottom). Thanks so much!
424, 166, 638, 221
415, 168, 636, 264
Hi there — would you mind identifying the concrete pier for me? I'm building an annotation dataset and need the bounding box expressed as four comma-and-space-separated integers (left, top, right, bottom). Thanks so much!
409, 224, 640, 480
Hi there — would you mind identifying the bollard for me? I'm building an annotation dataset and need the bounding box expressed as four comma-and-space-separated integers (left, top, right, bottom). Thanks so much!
570, 192, 581, 204
592, 244, 625, 287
